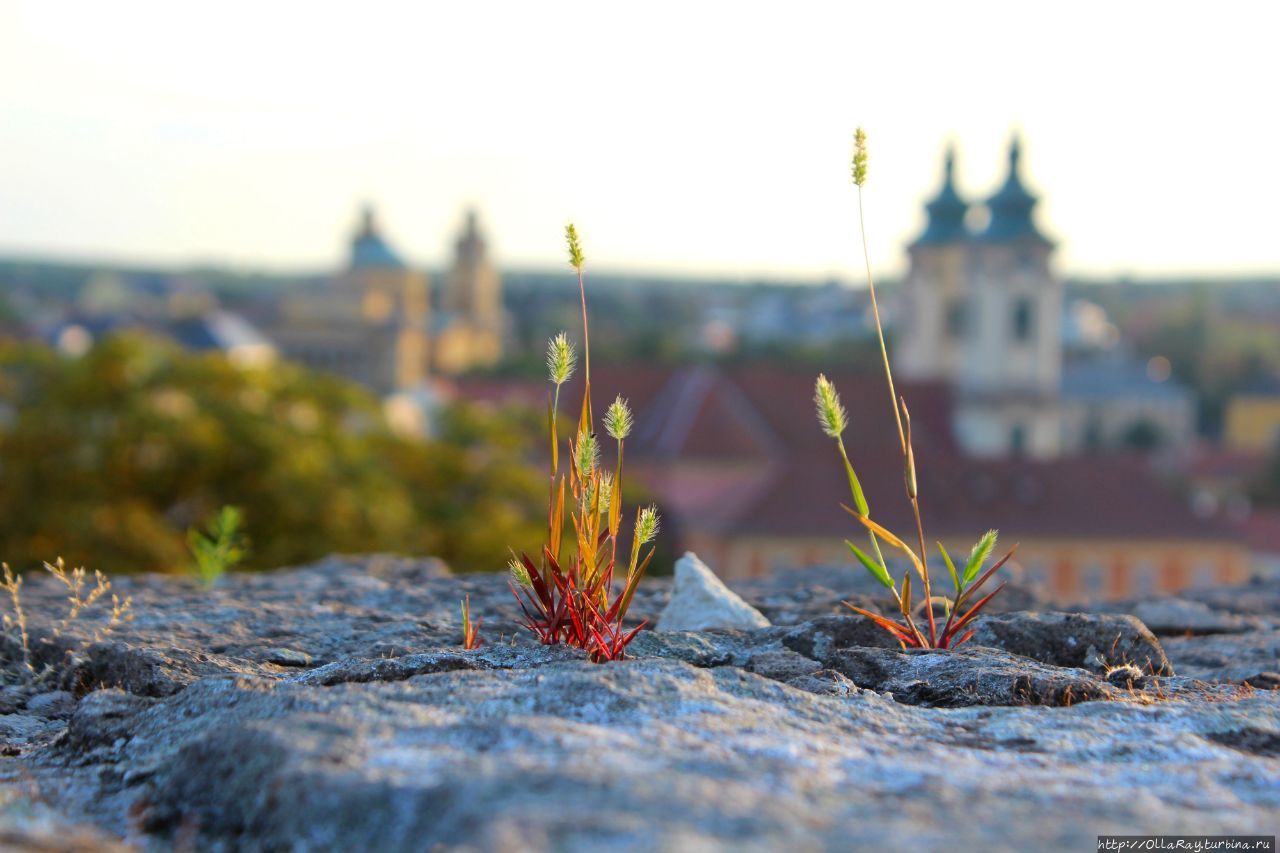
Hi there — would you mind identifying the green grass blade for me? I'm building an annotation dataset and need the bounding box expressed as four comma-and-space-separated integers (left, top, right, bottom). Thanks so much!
937, 541, 960, 590
837, 439, 869, 517
845, 540, 893, 589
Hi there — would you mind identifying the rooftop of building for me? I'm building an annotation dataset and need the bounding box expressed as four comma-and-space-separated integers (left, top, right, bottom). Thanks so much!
350, 206, 406, 271
1061, 351, 1194, 403
457, 363, 1238, 545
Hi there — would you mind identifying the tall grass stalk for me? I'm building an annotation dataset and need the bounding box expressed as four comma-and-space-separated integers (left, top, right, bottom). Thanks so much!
817, 129, 1014, 650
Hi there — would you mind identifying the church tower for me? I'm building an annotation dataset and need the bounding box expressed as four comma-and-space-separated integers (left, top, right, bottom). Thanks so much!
345, 205, 431, 392
895, 145, 971, 383
896, 136, 1063, 459
431, 209, 506, 374
443, 209, 503, 331
953, 135, 1063, 458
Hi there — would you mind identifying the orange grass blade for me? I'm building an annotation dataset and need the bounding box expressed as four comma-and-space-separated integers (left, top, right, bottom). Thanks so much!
843, 602, 918, 646
840, 504, 924, 579
611, 546, 655, 624
549, 477, 566, 565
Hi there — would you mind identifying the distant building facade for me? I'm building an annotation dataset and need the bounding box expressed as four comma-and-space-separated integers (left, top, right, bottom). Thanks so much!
264, 206, 506, 395
896, 137, 1194, 458
1224, 378, 1280, 454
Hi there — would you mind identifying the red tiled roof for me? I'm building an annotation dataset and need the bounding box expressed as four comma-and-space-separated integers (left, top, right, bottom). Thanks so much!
1182, 444, 1268, 481
720, 449, 1238, 541
458, 364, 1240, 545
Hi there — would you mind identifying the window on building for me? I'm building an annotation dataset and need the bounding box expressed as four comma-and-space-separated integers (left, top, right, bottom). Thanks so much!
1012, 298, 1034, 341
1190, 560, 1217, 589
1132, 559, 1158, 597
945, 299, 967, 340
1009, 423, 1027, 457
1082, 558, 1107, 600
1083, 420, 1103, 450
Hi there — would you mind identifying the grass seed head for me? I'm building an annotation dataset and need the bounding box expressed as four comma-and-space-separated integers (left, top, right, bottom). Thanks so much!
565, 223, 585, 270
598, 471, 614, 515
575, 429, 599, 479
852, 128, 869, 187
580, 470, 614, 516
546, 332, 576, 386
814, 374, 847, 438
604, 395, 633, 441
635, 504, 660, 546
508, 556, 532, 588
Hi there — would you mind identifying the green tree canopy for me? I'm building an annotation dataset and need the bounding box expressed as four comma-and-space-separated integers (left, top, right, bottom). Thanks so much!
0, 334, 546, 574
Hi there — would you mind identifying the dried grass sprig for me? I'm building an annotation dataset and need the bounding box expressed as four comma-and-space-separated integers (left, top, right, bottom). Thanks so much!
2, 558, 134, 682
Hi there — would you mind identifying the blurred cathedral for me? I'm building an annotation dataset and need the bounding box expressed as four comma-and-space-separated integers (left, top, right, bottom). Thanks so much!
895, 136, 1195, 459
264, 206, 506, 396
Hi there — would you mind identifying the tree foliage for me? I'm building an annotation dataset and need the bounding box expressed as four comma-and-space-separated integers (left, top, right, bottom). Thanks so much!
0, 334, 546, 574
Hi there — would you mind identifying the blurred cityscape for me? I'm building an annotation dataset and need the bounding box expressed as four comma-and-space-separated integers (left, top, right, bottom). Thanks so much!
3, 135, 1280, 599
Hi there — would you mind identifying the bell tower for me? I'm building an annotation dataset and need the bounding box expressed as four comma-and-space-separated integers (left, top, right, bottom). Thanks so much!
444, 209, 503, 332
952, 135, 1063, 458
895, 144, 971, 383
897, 136, 1064, 459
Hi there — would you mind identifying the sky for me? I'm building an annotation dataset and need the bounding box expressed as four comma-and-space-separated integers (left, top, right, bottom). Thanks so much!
1, 1, 1278, 280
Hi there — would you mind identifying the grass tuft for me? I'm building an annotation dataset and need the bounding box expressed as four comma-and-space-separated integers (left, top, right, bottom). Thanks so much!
819, 128, 1013, 650
508, 224, 659, 662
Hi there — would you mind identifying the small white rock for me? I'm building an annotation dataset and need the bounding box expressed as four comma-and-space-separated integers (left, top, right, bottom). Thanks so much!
657, 552, 771, 632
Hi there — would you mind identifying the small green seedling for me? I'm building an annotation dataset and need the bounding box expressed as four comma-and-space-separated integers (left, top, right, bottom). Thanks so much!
460, 595, 483, 650
188, 506, 248, 586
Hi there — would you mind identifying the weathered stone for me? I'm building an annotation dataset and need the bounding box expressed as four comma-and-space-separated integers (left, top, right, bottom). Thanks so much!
14, 658, 1276, 850
784, 668, 863, 696
780, 614, 900, 659
1162, 629, 1280, 682
967, 611, 1174, 675
1181, 575, 1280, 623
24, 690, 75, 720
825, 646, 1122, 707
0, 713, 60, 746
744, 648, 823, 681
1, 555, 1277, 850
65, 688, 158, 754
289, 644, 584, 687
1130, 598, 1252, 635
656, 552, 770, 631
263, 647, 313, 667
0, 684, 31, 715
1244, 672, 1280, 690
625, 628, 763, 667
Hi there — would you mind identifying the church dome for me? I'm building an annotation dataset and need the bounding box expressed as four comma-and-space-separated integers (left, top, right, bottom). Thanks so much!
350, 205, 407, 270
911, 145, 970, 248
980, 136, 1053, 245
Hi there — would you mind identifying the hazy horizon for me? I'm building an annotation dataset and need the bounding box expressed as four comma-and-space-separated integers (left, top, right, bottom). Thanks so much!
3, 2, 1278, 280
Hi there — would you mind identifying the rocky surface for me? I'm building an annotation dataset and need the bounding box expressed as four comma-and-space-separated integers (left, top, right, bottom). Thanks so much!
0, 555, 1277, 851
